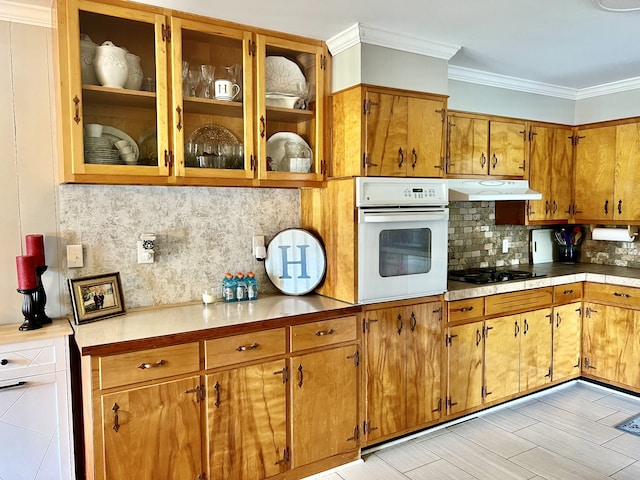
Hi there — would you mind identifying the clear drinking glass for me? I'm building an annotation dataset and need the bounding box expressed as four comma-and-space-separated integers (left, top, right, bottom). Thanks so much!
186, 67, 201, 97
200, 64, 215, 99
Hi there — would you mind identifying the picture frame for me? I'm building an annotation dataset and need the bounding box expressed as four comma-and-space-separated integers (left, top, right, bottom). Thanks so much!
68, 272, 125, 324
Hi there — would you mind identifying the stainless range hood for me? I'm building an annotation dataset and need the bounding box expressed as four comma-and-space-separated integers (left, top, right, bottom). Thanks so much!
446, 179, 542, 201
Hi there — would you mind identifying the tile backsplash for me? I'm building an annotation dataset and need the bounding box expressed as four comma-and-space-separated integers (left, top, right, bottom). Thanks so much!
448, 201, 640, 270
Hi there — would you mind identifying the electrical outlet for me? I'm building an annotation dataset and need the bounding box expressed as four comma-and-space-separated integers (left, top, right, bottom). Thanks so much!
253, 235, 266, 260
67, 244, 83, 268
502, 238, 509, 253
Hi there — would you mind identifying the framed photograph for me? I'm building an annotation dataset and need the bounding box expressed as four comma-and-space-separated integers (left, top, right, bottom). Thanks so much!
68, 272, 125, 325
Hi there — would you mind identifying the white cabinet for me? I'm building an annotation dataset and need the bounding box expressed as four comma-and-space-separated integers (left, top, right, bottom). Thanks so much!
0, 321, 75, 480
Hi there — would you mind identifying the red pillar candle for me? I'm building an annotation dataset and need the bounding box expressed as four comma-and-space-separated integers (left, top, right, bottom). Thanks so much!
25, 234, 45, 267
16, 255, 38, 290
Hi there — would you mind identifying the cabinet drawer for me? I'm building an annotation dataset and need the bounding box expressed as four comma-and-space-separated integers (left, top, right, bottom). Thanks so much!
99, 343, 200, 390
447, 298, 484, 322
554, 282, 583, 303
0, 338, 58, 382
585, 283, 640, 309
205, 328, 286, 369
485, 287, 553, 316
291, 316, 358, 352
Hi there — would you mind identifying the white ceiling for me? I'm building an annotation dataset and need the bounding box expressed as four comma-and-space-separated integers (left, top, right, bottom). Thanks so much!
11, 0, 640, 92
136, 0, 640, 92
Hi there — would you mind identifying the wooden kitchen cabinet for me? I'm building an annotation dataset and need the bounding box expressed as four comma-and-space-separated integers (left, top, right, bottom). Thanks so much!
363, 300, 443, 444
206, 360, 287, 479
446, 112, 527, 177
573, 120, 640, 223
331, 84, 447, 178
446, 321, 484, 415
55, 0, 328, 187
100, 377, 203, 480
552, 302, 582, 382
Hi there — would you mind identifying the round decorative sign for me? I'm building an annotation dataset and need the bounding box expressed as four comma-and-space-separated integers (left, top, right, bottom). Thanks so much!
265, 228, 326, 295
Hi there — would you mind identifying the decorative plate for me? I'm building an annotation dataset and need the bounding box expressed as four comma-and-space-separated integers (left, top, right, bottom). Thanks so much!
266, 132, 311, 172
137, 127, 158, 161
188, 124, 240, 154
265, 56, 306, 96
265, 228, 326, 295
102, 126, 139, 161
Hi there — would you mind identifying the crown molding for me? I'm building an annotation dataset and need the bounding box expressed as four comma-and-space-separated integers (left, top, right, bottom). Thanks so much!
327, 23, 460, 60
577, 75, 640, 99
448, 65, 579, 100
0, 1, 52, 27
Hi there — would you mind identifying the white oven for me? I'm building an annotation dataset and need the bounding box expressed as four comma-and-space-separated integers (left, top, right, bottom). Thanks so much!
356, 177, 449, 304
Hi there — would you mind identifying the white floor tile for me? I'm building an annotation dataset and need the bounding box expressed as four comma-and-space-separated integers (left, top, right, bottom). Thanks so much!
336, 454, 409, 480
479, 406, 539, 432
404, 459, 478, 480
537, 388, 618, 421
611, 460, 640, 480
598, 411, 636, 427
418, 431, 535, 480
602, 432, 640, 461
514, 421, 635, 475
446, 417, 536, 458
514, 398, 621, 444
595, 392, 640, 415
375, 441, 440, 473
510, 446, 611, 480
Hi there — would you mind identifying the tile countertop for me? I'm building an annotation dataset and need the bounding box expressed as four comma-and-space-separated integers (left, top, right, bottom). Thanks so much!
71, 294, 361, 356
446, 262, 640, 301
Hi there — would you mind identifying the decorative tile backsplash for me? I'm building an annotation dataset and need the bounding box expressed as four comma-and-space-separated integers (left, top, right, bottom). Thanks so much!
58, 185, 300, 312
579, 237, 640, 268
448, 201, 533, 270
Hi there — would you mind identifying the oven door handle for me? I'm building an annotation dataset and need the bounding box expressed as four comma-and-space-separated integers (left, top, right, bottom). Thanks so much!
362, 211, 448, 223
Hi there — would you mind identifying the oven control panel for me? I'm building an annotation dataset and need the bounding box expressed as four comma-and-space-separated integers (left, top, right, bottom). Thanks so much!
356, 177, 448, 207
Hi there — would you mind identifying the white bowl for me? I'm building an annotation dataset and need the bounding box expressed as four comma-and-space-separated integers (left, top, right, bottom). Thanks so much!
265, 95, 299, 109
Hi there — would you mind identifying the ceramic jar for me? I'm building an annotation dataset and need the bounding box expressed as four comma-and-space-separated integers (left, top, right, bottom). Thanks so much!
94, 41, 128, 88
79, 34, 98, 85
124, 53, 143, 90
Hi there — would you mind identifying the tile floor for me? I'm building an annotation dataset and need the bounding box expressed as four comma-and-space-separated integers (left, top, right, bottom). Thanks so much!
308, 380, 640, 480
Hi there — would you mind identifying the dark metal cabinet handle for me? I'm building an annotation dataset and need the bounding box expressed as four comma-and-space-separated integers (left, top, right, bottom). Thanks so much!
618, 199, 623, 214
0, 381, 26, 391
73, 95, 81, 124
613, 292, 631, 298
457, 306, 474, 312
138, 359, 167, 369
514, 321, 520, 337
260, 115, 266, 138
411, 148, 418, 169
491, 153, 498, 168
556, 312, 562, 328
397, 314, 403, 335
476, 329, 482, 346
480, 153, 487, 168
523, 319, 529, 335
297, 364, 304, 388
315, 329, 335, 337
545, 200, 551, 214
112, 403, 120, 432
214, 381, 221, 407
563, 289, 574, 295
604, 200, 609, 214
553, 200, 558, 214
398, 148, 404, 168
237, 343, 259, 351
176, 106, 182, 131
410, 311, 417, 332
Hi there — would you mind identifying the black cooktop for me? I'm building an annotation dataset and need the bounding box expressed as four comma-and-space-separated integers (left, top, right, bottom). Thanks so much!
448, 267, 545, 284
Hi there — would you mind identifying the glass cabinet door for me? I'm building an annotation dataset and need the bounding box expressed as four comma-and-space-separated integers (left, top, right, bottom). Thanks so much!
63, 0, 170, 179
170, 16, 254, 182
255, 34, 326, 183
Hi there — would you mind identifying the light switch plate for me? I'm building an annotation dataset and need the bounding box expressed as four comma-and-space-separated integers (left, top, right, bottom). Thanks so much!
67, 244, 83, 268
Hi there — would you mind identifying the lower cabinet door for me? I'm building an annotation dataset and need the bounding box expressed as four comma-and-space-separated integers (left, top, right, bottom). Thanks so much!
206, 360, 287, 479
520, 308, 552, 390
484, 315, 520, 401
447, 322, 484, 415
101, 376, 202, 480
291, 345, 359, 468
553, 302, 582, 381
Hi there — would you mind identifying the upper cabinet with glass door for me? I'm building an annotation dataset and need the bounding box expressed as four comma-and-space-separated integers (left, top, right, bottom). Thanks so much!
255, 33, 327, 185
169, 14, 254, 186
57, 0, 170, 184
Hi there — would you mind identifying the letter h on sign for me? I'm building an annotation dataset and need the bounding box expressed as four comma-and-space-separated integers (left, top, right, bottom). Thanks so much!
278, 245, 311, 280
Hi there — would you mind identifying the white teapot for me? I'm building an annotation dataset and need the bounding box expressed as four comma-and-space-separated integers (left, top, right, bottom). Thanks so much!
94, 41, 128, 88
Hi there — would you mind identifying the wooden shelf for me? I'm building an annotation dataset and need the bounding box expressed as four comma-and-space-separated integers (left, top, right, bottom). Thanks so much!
183, 96, 244, 117
82, 85, 156, 109
266, 106, 314, 123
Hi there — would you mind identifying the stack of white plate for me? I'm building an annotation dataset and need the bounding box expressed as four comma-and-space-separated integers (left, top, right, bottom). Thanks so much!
84, 137, 121, 164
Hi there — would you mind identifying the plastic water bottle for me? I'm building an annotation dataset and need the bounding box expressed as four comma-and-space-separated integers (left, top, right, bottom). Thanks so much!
246, 271, 258, 300
235, 272, 248, 301
222, 273, 236, 302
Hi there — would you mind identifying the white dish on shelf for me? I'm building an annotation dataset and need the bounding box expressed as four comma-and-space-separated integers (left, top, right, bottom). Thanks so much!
102, 126, 139, 162
266, 132, 311, 172
265, 56, 306, 96
265, 94, 300, 109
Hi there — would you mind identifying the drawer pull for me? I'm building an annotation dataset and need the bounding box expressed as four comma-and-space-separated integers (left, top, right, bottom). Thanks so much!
613, 292, 631, 298
214, 381, 221, 407
297, 364, 304, 388
0, 381, 26, 391
563, 289, 574, 295
137, 359, 168, 370
112, 403, 120, 432
458, 306, 474, 312
315, 328, 335, 337
0, 359, 8, 366
236, 343, 259, 352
